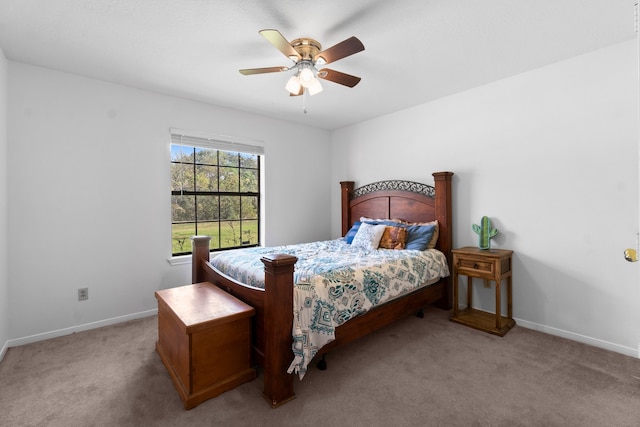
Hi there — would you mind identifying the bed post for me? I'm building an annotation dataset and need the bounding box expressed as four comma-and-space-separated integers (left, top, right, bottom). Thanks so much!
190, 235, 211, 284
432, 172, 453, 309
340, 181, 355, 236
260, 254, 297, 408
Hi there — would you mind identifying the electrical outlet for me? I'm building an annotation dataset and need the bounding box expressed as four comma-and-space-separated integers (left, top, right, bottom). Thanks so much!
78, 288, 89, 301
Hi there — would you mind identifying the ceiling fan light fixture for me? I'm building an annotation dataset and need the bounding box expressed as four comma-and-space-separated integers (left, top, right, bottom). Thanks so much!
285, 75, 301, 94
298, 67, 315, 88
307, 78, 323, 96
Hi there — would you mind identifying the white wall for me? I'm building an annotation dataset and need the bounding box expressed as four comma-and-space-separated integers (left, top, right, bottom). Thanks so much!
0, 49, 9, 358
7, 63, 332, 341
5, 39, 639, 360
331, 39, 640, 356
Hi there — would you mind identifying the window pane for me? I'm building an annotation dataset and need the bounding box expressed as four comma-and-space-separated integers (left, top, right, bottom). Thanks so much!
241, 220, 258, 245
197, 222, 221, 250
240, 153, 258, 168
171, 144, 194, 162
219, 167, 239, 192
220, 196, 240, 220
195, 164, 218, 191
195, 147, 217, 165
172, 195, 195, 221
240, 169, 258, 193
219, 151, 239, 167
171, 163, 193, 192
241, 196, 258, 219
196, 195, 219, 221
220, 220, 241, 247
172, 223, 195, 254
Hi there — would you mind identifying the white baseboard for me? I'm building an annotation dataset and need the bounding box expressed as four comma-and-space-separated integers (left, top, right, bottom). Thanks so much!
5, 309, 158, 350
2, 310, 637, 365
515, 317, 639, 359
0, 340, 8, 364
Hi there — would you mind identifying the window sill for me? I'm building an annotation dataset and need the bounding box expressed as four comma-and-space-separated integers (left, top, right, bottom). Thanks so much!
167, 255, 191, 266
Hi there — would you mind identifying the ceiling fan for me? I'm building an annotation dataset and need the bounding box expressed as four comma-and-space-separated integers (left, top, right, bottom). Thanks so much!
239, 29, 365, 97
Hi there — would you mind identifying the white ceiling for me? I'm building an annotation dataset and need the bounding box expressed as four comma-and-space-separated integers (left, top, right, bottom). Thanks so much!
0, 0, 636, 130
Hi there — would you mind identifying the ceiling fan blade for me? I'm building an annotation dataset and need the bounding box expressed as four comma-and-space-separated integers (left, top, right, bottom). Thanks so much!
317, 68, 361, 88
239, 66, 288, 75
259, 29, 301, 61
314, 36, 364, 65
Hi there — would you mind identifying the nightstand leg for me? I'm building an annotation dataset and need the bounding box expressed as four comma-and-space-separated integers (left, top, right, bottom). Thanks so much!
507, 276, 513, 319
453, 272, 459, 316
467, 276, 473, 310
495, 279, 502, 330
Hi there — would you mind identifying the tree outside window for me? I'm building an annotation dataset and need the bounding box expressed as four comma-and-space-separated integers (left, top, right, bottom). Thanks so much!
171, 144, 260, 255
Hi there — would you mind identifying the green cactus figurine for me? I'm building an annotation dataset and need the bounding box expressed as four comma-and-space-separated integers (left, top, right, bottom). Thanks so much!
472, 216, 498, 250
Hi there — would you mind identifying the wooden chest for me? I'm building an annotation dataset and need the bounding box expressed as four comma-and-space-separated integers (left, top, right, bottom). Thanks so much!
155, 282, 256, 409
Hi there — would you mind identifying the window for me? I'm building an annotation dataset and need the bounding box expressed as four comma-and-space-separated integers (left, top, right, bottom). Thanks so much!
170, 130, 263, 256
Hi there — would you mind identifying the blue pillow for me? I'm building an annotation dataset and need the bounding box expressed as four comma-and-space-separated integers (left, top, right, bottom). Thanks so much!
344, 221, 362, 244
404, 224, 436, 251
364, 219, 405, 227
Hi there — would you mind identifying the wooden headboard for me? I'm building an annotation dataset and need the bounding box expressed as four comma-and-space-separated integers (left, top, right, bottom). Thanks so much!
340, 171, 453, 264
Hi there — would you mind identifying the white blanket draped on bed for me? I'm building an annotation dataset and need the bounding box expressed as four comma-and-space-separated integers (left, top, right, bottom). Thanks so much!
210, 239, 449, 379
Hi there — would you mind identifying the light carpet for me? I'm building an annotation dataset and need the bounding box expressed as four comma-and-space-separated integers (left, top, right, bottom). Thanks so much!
1, 307, 640, 426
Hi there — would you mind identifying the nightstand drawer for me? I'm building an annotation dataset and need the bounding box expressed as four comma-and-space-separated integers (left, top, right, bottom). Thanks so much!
457, 258, 494, 273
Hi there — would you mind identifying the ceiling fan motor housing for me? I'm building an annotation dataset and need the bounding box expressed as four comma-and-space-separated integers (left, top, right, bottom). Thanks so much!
290, 38, 322, 62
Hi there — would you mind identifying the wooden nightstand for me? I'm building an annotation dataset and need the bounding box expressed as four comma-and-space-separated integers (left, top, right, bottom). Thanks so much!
450, 246, 515, 336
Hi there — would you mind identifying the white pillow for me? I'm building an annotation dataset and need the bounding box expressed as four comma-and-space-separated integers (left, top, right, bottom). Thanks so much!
351, 223, 386, 250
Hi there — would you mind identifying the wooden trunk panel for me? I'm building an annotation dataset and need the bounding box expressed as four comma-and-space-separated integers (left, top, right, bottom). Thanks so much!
155, 283, 256, 409
157, 299, 191, 390
191, 317, 252, 391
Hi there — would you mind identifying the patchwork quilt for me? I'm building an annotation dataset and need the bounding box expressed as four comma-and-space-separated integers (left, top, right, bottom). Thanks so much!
210, 239, 449, 379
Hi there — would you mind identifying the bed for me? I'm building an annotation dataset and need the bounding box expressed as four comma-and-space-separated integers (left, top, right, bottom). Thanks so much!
190, 171, 454, 407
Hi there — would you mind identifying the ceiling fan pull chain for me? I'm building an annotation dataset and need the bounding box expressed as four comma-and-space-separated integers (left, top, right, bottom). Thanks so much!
303, 89, 308, 114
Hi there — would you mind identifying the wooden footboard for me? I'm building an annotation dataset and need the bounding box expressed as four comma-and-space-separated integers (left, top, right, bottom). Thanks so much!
190, 171, 454, 408
191, 236, 296, 407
